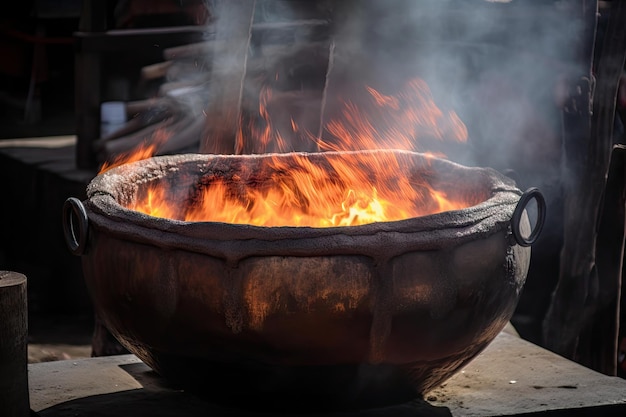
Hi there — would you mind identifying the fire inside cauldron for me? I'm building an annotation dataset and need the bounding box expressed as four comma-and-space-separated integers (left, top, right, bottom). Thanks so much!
63, 148, 544, 411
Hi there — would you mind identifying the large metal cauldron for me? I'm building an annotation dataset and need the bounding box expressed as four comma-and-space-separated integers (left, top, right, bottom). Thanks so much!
63, 150, 544, 411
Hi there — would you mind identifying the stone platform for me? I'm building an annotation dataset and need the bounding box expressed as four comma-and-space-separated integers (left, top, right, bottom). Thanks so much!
29, 332, 626, 417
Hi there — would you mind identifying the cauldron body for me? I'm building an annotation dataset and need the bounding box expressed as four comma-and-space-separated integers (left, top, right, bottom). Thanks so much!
70, 150, 532, 411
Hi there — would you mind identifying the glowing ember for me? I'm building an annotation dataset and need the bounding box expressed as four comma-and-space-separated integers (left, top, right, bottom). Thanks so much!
108, 78, 474, 227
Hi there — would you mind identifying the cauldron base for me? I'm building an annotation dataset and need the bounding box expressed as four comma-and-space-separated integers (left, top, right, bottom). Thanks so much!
148, 352, 420, 411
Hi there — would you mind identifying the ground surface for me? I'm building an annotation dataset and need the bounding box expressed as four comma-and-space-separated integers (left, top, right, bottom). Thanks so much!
27, 312, 92, 363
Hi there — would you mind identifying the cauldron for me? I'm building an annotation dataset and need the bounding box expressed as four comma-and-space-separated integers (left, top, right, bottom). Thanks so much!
63, 150, 544, 411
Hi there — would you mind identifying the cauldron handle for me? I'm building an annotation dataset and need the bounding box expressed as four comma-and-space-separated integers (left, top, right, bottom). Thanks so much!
63, 197, 89, 255
511, 187, 546, 247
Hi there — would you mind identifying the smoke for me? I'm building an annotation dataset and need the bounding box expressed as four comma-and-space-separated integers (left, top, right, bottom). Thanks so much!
327, 0, 584, 173
205, 0, 586, 180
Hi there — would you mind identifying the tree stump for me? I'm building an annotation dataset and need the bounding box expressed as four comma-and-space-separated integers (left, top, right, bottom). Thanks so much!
0, 271, 30, 417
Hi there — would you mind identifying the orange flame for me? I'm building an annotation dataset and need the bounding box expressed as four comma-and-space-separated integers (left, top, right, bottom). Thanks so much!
117, 77, 474, 227
129, 151, 480, 228
133, 184, 178, 220
99, 128, 172, 174
321, 78, 467, 153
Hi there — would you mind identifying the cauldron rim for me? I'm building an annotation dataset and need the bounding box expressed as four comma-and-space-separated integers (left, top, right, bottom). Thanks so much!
84, 150, 522, 261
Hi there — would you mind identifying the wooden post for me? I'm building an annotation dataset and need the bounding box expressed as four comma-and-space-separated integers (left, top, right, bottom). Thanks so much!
0, 271, 30, 417
74, 0, 108, 169
543, 0, 626, 372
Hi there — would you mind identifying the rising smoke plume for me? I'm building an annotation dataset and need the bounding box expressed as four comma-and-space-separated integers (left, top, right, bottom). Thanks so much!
206, 0, 584, 179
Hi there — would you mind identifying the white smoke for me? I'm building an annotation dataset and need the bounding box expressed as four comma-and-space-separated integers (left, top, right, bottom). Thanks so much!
205, 0, 585, 181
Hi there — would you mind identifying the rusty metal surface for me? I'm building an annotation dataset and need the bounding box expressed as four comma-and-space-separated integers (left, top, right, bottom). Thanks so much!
77, 150, 531, 411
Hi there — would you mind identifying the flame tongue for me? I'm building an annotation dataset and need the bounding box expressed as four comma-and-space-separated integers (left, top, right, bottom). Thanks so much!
116, 77, 473, 227
130, 151, 480, 228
